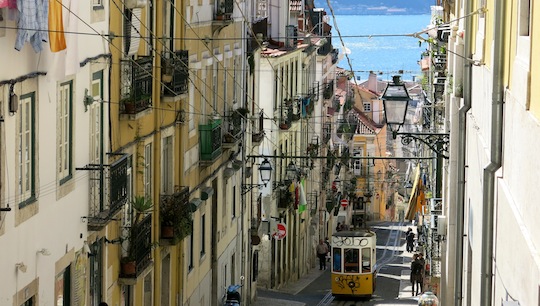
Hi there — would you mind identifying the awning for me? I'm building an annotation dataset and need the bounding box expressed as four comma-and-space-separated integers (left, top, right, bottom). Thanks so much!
405, 165, 425, 220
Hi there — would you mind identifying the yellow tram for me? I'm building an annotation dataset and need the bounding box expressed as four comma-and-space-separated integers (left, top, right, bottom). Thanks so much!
330, 229, 377, 298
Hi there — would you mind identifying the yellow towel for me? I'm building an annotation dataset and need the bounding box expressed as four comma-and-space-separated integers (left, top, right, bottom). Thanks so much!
49, 0, 66, 52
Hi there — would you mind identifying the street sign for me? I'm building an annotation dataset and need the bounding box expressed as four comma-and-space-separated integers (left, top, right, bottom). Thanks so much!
340, 199, 349, 207
272, 223, 287, 240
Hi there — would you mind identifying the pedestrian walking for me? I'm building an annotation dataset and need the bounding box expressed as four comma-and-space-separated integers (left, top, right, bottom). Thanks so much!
406, 227, 415, 252
324, 237, 331, 262
410, 254, 424, 296
316, 239, 328, 270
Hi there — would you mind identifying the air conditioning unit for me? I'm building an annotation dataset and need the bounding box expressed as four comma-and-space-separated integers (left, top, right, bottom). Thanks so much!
125, 0, 147, 9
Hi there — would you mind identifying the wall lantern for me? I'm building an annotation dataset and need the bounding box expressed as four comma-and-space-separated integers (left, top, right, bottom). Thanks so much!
381, 75, 411, 139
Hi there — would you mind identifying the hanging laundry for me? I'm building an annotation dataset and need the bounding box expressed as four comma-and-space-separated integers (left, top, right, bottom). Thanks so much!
48, 0, 66, 52
15, 0, 49, 52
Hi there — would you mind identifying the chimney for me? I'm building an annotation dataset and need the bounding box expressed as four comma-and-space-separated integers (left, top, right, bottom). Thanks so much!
367, 72, 377, 92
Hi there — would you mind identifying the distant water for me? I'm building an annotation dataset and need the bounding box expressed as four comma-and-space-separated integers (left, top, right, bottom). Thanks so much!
330, 15, 431, 82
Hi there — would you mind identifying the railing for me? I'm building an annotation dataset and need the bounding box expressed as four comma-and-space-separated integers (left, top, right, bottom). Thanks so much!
317, 37, 333, 56
162, 50, 189, 97
199, 119, 222, 162
252, 111, 265, 144
133, 214, 152, 276
323, 80, 334, 100
215, 0, 233, 20
160, 187, 191, 242
120, 56, 153, 115
331, 48, 339, 64
279, 103, 293, 130
81, 154, 129, 231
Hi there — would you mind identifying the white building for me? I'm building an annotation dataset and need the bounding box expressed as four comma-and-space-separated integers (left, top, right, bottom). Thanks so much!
0, 2, 109, 305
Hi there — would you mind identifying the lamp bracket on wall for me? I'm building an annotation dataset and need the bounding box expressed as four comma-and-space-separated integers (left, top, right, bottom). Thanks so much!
395, 132, 450, 159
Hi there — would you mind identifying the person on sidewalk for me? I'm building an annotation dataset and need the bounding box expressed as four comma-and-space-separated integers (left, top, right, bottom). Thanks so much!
316, 239, 328, 270
324, 237, 331, 262
410, 254, 424, 296
406, 227, 415, 252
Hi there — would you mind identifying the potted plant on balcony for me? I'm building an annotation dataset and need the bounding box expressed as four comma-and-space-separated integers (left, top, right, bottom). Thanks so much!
160, 194, 181, 239
121, 195, 153, 276
216, 1, 226, 20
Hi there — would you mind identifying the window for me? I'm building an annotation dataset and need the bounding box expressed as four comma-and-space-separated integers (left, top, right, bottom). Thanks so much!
18, 93, 36, 207
55, 265, 71, 306
332, 248, 342, 272
189, 70, 195, 131
58, 81, 73, 184
363, 102, 371, 112
188, 233, 194, 270
143, 273, 152, 306
200, 214, 206, 257
519, 0, 531, 36
144, 143, 152, 198
361, 247, 371, 273
161, 255, 171, 306
92, 0, 103, 9
213, 61, 218, 111
231, 187, 236, 219
89, 240, 103, 306
231, 253, 235, 282
223, 57, 228, 106
162, 136, 173, 193
90, 71, 103, 164
343, 248, 359, 272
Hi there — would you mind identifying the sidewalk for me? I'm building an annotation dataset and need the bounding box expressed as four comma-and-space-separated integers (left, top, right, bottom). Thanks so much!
252, 268, 325, 306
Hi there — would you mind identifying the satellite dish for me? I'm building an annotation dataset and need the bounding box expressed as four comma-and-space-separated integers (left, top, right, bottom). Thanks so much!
342, 46, 351, 55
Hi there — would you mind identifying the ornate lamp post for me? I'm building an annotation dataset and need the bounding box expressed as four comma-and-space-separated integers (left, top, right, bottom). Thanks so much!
242, 158, 273, 194
381, 75, 449, 198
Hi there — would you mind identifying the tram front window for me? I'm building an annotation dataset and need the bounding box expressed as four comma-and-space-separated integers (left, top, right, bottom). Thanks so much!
333, 248, 342, 272
362, 247, 371, 272
344, 249, 359, 272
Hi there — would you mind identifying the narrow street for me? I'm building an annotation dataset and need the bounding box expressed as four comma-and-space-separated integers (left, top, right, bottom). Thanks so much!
255, 222, 421, 306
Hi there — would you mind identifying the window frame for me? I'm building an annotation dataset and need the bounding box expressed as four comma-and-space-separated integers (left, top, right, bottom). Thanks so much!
18, 92, 36, 208
58, 80, 73, 185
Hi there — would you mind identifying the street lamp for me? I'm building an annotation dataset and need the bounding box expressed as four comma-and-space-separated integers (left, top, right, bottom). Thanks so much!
382, 75, 411, 138
381, 75, 450, 159
242, 158, 273, 194
381, 75, 450, 198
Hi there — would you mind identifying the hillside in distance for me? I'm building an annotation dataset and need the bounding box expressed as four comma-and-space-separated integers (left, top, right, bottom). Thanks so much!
314, 0, 433, 15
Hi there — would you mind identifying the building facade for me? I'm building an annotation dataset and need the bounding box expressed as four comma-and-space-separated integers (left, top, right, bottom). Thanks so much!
440, 0, 539, 305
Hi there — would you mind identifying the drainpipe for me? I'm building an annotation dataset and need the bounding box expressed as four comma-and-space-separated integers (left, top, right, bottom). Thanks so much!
454, 0, 473, 304
480, 0, 505, 304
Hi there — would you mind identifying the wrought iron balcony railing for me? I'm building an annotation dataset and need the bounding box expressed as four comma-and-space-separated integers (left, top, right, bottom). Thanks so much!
160, 186, 192, 243
78, 154, 129, 231
162, 50, 189, 97
120, 56, 153, 115
279, 102, 293, 130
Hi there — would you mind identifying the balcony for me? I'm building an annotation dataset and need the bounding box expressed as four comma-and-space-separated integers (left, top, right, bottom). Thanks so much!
251, 111, 265, 145
223, 108, 247, 148
120, 56, 153, 116
161, 50, 189, 99
119, 214, 152, 282
323, 80, 335, 100
160, 187, 192, 245
277, 188, 293, 210
214, 0, 233, 21
199, 119, 222, 164
279, 102, 293, 130
317, 37, 333, 56
79, 154, 129, 231
331, 48, 339, 64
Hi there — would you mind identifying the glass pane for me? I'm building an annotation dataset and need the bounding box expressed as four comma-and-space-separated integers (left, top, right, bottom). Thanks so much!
332, 248, 342, 272
362, 247, 371, 272
344, 248, 359, 272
